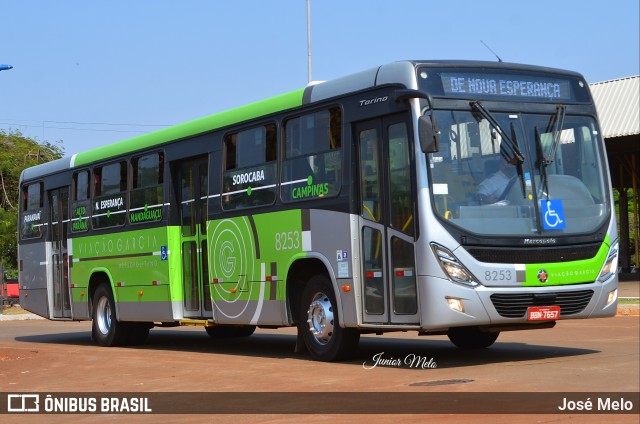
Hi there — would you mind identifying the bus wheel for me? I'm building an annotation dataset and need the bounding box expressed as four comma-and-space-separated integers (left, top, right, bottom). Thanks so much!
298, 275, 359, 361
447, 326, 499, 349
205, 325, 256, 339
91, 285, 131, 347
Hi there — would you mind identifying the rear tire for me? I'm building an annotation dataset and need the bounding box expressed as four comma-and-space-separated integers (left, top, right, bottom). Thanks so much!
92, 284, 131, 346
298, 275, 359, 361
447, 326, 499, 349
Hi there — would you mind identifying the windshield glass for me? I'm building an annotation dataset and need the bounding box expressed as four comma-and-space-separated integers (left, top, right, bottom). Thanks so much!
428, 109, 609, 237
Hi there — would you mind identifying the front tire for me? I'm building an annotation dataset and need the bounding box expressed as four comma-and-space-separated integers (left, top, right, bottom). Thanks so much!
447, 326, 499, 349
298, 275, 359, 361
91, 284, 131, 347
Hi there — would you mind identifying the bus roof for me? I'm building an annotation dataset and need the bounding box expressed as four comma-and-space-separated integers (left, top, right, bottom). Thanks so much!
71, 88, 307, 168
20, 60, 585, 183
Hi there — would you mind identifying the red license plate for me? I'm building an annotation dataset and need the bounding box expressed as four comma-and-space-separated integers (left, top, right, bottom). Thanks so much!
527, 305, 561, 321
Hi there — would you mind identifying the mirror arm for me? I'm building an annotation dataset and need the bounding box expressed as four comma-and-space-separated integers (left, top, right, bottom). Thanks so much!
392, 88, 434, 110
393, 89, 440, 153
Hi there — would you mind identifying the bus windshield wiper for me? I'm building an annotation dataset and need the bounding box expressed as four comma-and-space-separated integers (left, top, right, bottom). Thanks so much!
535, 127, 549, 199
470, 101, 525, 164
535, 105, 566, 200
543, 105, 566, 166
473, 101, 527, 199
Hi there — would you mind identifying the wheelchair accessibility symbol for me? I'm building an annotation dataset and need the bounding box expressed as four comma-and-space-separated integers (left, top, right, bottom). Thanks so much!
541, 200, 566, 230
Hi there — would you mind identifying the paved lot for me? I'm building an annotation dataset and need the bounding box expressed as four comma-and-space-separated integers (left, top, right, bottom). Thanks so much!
618, 280, 639, 297
0, 314, 638, 423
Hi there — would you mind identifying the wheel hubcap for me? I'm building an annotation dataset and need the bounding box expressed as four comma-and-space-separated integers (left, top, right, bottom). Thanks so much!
96, 297, 111, 335
307, 292, 334, 345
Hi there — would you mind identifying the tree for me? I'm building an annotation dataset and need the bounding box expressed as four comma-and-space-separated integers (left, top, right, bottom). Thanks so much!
0, 130, 64, 274
0, 208, 18, 276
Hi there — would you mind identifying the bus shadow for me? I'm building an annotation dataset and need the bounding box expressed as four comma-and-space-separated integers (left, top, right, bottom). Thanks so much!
351, 336, 600, 369
14, 331, 94, 346
14, 327, 600, 368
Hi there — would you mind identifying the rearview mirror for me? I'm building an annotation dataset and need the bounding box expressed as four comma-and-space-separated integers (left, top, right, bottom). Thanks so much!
419, 115, 440, 153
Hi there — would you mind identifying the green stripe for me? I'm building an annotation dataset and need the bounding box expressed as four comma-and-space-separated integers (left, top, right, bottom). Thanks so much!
521, 236, 610, 286
73, 88, 305, 167
77, 251, 154, 262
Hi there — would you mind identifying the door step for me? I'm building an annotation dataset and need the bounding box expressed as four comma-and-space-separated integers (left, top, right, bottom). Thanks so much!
179, 319, 215, 327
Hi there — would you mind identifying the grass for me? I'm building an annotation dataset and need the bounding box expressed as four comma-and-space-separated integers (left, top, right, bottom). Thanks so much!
0, 305, 31, 315
618, 297, 640, 305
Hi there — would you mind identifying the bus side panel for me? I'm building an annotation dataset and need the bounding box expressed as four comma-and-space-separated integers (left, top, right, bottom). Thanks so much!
70, 227, 174, 322
166, 225, 185, 321
116, 284, 173, 321
207, 212, 298, 326
207, 209, 355, 326
18, 242, 49, 318
305, 209, 357, 327
70, 288, 90, 320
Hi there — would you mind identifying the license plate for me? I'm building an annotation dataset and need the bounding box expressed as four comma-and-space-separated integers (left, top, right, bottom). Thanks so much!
527, 305, 561, 321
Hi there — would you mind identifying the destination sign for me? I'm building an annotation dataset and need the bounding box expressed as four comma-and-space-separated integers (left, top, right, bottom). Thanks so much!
443, 72, 571, 99
419, 68, 586, 102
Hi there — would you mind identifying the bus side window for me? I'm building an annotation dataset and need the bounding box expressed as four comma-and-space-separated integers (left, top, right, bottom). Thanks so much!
92, 161, 127, 229
71, 171, 90, 232
130, 152, 164, 224
388, 123, 414, 236
222, 123, 277, 210
20, 182, 44, 239
281, 107, 342, 202
359, 128, 381, 222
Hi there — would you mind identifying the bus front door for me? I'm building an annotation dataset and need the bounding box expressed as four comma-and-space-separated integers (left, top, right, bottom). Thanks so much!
48, 187, 71, 319
175, 157, 212, 318
356, 117, 420, 325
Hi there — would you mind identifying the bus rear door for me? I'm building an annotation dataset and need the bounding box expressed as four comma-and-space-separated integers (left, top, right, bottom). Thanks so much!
174, 157, 212, 318
48, 187, 72, 319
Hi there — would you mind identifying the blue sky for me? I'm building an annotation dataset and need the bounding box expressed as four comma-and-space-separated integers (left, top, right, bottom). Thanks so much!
1, 0, 638, 155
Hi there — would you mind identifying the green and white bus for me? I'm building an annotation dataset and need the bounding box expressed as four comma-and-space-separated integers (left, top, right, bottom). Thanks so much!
18, 60, 619, 361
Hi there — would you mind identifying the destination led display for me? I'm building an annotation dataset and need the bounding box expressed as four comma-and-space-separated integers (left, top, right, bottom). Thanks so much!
442, 72, 571, 100
419, 68, 585, 102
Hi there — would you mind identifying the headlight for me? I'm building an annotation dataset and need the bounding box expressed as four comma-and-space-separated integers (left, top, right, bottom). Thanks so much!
597, 240, 619, 283
431, 243, 479, 287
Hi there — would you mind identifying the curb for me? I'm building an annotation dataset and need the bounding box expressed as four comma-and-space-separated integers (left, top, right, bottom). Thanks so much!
0, 312, 45, 321
616, 304, 640, 316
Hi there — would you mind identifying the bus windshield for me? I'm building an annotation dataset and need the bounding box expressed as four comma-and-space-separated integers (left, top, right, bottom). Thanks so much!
428, 109, 609, 236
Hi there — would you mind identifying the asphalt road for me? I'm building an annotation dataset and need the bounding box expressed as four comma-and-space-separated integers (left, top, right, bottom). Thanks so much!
0, 315, 638, 423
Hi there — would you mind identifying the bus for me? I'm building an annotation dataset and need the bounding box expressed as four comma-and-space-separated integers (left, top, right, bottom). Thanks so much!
18, 60, 619, 361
